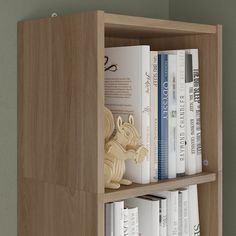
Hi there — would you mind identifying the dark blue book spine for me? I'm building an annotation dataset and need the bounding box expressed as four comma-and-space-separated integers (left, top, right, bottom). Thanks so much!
158, 54, 168, 180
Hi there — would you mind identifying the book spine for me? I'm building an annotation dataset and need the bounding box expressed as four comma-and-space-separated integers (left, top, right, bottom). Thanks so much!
170, 192, 179, 236
168, 54, 177, 179
150, 51, 158, 182
185, 54, 196, 175
158, 54, 168, 180
161, 199, 167, 236
188, 185, 200, 236
141, 47, 151, 184
114, 201, 124, 236
124, 208, 129, 236
187, 49, 202, 173
178, 192, 183, 236
152, 201, 160, 236
181, 190, 189, 236
128, 208, 139, 236
106, 203, 114, 236
176, 50, 186, 176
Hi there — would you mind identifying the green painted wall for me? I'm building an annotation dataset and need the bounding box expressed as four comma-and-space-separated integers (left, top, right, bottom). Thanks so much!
0, 1, 169, 235
169, 0, 231, 235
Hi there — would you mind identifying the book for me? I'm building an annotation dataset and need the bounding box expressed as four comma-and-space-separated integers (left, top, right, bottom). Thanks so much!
185, 54, 196, 175
158, 54, 168, 180
150, 51, 158, 182
188, 185, 200, 236
159, 50, 186, 177
167, 54, 177, 179
105, 46, 151, 184
127, 207, 139, 236
153, 190, 179, 236
114, 201, 124, 236
106, 203, 114, 236
185, 49, 202, 173
125, 196, 160, 236
124, 208, 129, 236
178, 189, 189, 236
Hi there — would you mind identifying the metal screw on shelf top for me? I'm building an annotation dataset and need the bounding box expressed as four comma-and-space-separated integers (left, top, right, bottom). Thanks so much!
51, 13, 58, 17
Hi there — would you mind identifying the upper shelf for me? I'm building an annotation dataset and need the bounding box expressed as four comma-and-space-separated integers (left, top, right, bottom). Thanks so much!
104, 12, 217, 38
104, 172, 216, 203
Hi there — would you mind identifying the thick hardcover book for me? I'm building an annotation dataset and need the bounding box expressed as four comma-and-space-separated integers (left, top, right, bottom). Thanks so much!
158, 54, 168, 180
127, 207, 139, 236
125, 197, 160, 236
153, 190, 179, 236
105, 46, 151, 184
167, 54, 177, 179
150, 51, 158, 182
185, 49, 202, 173
106, 203, 114, 236
114, 201, 124, 236
185, 54, 196, 175
188, 185, 200, 236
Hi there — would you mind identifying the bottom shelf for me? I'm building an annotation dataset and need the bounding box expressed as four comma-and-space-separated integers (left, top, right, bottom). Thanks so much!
104, 172, 216, 203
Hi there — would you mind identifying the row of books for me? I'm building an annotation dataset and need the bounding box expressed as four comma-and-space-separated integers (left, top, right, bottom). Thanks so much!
105, 46, 202, 183
105, 184, 200, 236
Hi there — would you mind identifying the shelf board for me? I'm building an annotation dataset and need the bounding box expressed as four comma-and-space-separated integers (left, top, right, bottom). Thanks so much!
104, 12, 217, 38
104, 172, 216, 203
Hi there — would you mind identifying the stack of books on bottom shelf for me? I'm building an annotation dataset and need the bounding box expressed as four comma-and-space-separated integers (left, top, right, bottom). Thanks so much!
105, 184, 200, 236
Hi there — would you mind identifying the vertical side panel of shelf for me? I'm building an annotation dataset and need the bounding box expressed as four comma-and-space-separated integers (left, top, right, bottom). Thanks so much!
18, 11, 105, 236
142, 30, 222, 236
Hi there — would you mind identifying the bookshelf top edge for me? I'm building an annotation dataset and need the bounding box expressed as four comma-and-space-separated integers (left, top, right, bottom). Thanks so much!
104, 12, 217, 35
17, 10, 218, 36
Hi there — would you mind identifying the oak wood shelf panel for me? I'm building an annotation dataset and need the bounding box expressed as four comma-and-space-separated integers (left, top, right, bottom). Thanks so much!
104, 172, 216, 203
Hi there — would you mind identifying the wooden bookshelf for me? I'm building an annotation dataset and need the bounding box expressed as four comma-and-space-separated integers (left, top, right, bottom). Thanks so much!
18, 11, 222, 236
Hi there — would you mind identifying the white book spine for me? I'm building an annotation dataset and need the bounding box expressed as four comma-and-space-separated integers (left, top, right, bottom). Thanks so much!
128, 208, 139, 236
181, 189, 189, 236
124, 209, 129, 236
188, 185, 200, 236
185, 54, 196, 175
171, 192, 179, 236
150, 51, 158, 182
178, 192, 183, 236
141, 47, 151, 184
186, 49, 202, 173
168, 54, 177, 179
161, 198, 167, 236
176, 51, 186, 176
114, 201, 124, 236
106, 203, 114, 236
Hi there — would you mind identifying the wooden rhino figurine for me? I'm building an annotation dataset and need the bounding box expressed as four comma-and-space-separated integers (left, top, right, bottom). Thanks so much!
104, 107, 148, 189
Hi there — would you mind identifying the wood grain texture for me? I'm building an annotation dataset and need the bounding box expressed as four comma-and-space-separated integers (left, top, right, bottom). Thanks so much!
19, 178, 104, 236
104, 172, 216, 203
18, 11, 105, 236
104, 13, 216, 38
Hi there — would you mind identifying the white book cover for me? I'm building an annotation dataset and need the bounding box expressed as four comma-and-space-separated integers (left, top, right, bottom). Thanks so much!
185, 54, 196, 175
188, 185, 200, 236
114, 201, 124, 236
178, 189, 189, 236
125, 197, 159, 236
105, 46, 151, 184
153, 190, 178, 236
150, 51, 158, 182
185, 49, 202, 173
159, 50, 186, 176
106, 203, 114, 236
168, 54, 177, 179
127, 207, 139, 236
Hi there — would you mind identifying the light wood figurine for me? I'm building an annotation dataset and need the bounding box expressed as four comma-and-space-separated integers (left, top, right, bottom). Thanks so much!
104, 107, 148, 189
